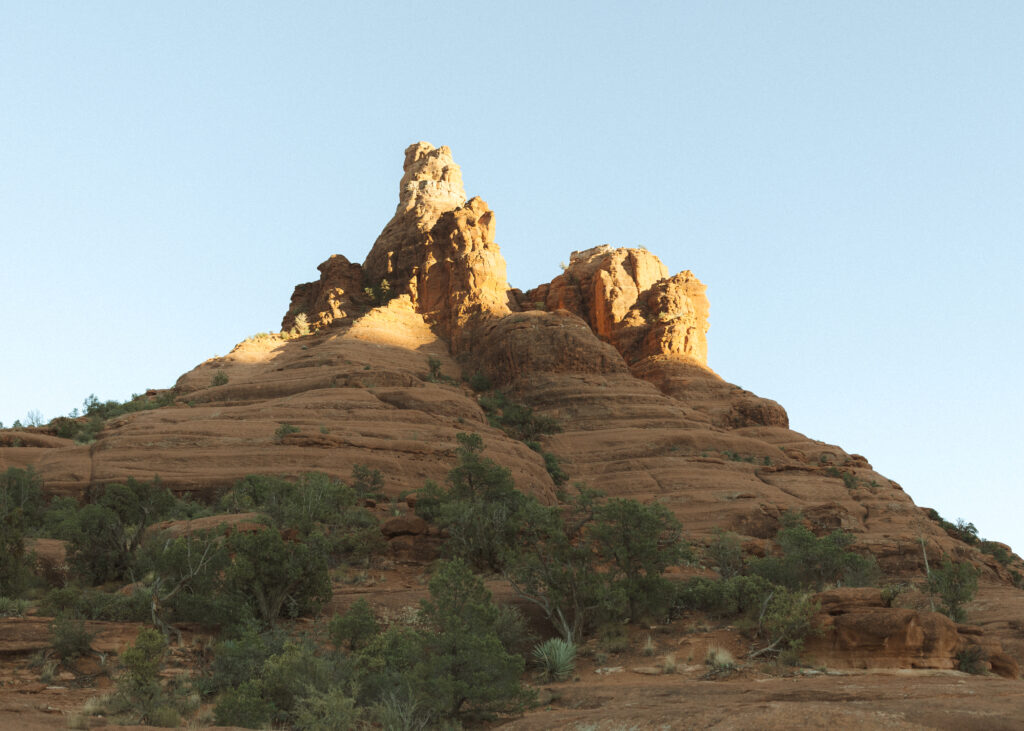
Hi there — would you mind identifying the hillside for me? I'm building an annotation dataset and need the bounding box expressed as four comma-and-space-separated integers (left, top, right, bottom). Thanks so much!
1, 142, 1023, 729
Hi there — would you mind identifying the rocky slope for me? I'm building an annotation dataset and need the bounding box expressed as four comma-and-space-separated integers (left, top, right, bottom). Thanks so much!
3, 142, 1024, 694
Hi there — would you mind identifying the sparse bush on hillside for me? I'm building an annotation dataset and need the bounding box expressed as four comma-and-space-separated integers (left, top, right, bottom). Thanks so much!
416, 433, 529, 572
979, 541, 1012, 566
219, 472, 383, 564
50, 613, 94, 661
926, 558, 979, 623
478, 391, 561, 442
273, 423, 301, 443
747, 512, 879, 591
705, 528, 745, 579
210, 370, 229, 387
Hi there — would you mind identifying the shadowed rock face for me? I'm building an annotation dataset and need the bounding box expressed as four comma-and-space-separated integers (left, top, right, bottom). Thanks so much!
3, 142, 1023, 680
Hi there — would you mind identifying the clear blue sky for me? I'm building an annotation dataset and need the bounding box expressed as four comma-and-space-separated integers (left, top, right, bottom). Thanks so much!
2, 3, 1022, 550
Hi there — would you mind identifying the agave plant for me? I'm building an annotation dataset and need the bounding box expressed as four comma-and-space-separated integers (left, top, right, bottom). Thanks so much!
532, 637, 576, 682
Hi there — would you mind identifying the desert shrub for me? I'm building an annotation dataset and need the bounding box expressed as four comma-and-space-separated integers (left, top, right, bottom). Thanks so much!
0, 466, 46, 530
292, 686, 364, 730
291, 312, 311, 337
51, 614, 93, 660
416, 433, 529, 572
532, 637, 576, 682
467, 370, 492, 392
66, 478, 179, 584
112, 628, 171, 724
927, 558, 979, 623
210, 370, 229, 387
979, 541, 1012, 566
350, 463, 385, 500
223, 528, 332, 627
478, 391, 561, 441
504, 489, 612, 642
705, 528, 745, 579
364, 278, 395, 306
0, 596, 29, 617
748, 512, 879, 591
202, 628, 287, 696
956, 644, 988, 674
541, 450, 568, 486
416, 559, 530, 718
213, 680, 275, 728
705, 646, 736, 672
748, 586, 820, 662
220, 472, 383, 565
135, 530, 237, 630
674, 574, 776, 619
329, 598, 379, 651
273, 423, 301, 442
589, 498, 690, 622
40, 586, 150, 622
493, 603, 535, 656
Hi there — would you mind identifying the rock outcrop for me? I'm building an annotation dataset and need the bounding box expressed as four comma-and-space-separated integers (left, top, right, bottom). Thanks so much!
522, 245, 709, 366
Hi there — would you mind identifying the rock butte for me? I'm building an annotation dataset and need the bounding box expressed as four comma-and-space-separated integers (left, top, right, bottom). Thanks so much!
2, 143, 1023, 713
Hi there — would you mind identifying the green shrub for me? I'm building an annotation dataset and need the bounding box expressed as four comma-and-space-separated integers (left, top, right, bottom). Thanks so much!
956, 644, 988, 674
202, 629, 287, 696
589, 498, 690, 622
467, 370, 492, 392
292, 686, 364, 730
40, 587, 150, 622
417, 433, 529, 572
926, 558, 979, 623
0, 596, 29, 617
705, 528, 744, 579
224, 528, 332, 627
674, 574, 776, 619
273, 423, 301, 442
214, 680, 275, 728
350, 464, 385, 500
416, 559, 531, 717
478, 391, 561, 441
210, 370, 229, 387
532, 638, 576, 682
113, 628, 170, 724
747, 512, 879, 591
220, 472, 383, 565
329, 599, 379, 651
744, 586, 820, 662
493, 603, 534, 656
51, 614, 93, 660
979, 541, 1012, 566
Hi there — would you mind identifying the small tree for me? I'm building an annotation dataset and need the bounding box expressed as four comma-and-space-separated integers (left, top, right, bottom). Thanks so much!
589, 498, 690, 622
329, 598, 379, 651
417, 559, 529, 718
224, 528, 331, 627
114, 628, 173, 724
706, 529, 745, 579
417, 433, 528, 572
748, 512, 878, 591
926, 558, 979, 623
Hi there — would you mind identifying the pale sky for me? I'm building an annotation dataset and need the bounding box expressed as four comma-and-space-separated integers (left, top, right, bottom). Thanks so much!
2, 2, 1022, 550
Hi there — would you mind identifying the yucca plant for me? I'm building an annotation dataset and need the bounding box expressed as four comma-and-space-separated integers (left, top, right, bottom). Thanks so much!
532, 637, 576, 682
